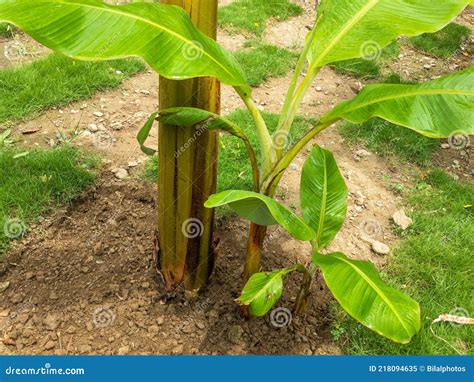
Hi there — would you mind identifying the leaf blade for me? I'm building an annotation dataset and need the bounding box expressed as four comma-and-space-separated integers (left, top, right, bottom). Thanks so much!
300, 146, 347, 249
313, 252, 421, 344
237, 268, 295, 317
321, 67, 474, 138
0, 0, 247, 86
309, 0, 469, 68
205, 190, 315, 241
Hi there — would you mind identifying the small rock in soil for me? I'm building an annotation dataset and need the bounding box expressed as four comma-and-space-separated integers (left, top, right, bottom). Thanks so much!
88, 123, 99, 132
44, 314, 60, 331
113, 168, 129, 180
172, 344, 184, 354
43, 340, 56, 350
118, 345, 130, 355
392, 209, 413, 230
0, 281, 10, 293
371, 241, 390, 255
227, 325, 244, 345
93, 111, 104, 117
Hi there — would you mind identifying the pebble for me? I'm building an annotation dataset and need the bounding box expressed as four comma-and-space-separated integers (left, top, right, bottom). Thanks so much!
44, 314, 60, 331
88, 123, 99, 132
118, 345, 130, 355
93, 111, 104, 117
157, 317, 165, 326
289, 163, 300, 171
392, 209, 413, 230
371, 241, 391, 255
315, 86, 323, 92
172, 344, 184, 354
0, 281, 10, 293
227, 325, 244, 345
43, 340, 56, 350
441, 143, 450, 149
113, 168, 129, 180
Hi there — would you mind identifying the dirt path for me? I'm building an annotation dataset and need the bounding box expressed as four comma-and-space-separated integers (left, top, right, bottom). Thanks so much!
0, 1, 472, 355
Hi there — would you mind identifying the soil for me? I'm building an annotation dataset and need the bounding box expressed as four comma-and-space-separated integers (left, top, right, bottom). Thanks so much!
0, 1, 472, 355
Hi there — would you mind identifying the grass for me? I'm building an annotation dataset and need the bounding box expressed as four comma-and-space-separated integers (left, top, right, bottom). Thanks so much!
0, 146, 99, 257
218, 0, 303, 36
234, 42, 299, 86
338, 73, 438, 166
410, 22, 471, 58
0, 23, 14, 38
143, 110, 314, 216
339, 119, 439, 166
334, 170, 474, 355
0, 53, 146, 124
331, 42, 400, 79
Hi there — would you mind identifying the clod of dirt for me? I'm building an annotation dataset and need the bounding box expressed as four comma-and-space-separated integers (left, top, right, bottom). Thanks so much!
392, 209, 413, 230
371, 241, 391, 256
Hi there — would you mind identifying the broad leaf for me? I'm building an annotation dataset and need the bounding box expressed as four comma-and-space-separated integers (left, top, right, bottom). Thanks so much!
237, 268, 295, 316
321, 67, 474, 138
313, 252, 420, 344
137, 112, 158, 156
0, 0, 247, 86
309, 0, 469, 68
205, 190, 315, 241
301, 146, 347, 249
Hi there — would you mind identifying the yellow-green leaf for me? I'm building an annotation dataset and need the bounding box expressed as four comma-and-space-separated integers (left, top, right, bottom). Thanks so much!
0, 0, 247, 86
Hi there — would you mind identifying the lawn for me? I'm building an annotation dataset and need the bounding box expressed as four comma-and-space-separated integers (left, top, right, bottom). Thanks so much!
0, 146, 99, 257
218, 0, 302, 36
0, 53, 145, 124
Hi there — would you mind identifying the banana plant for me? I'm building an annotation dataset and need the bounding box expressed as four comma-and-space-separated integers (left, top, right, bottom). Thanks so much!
2, 0, 473, 342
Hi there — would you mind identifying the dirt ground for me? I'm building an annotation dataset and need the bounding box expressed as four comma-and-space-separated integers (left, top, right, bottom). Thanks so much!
0, 1, 472, 355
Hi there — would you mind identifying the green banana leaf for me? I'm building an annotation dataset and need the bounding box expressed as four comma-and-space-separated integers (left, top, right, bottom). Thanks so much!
313, 252, 421, 344
237, 268, 295, 316
137, 112, 158, 156
205, 190, 315, 241
309, 0, 469, 68
321, 67, 474, 138
0, 0, 247, 86
301, 146, 347, 249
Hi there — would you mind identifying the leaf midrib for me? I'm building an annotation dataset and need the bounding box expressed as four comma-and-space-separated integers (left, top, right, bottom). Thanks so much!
311, 0, 379, 68
40, 0, 240, 82
325, 88, 474, 121
334, 255, 412, 337
316, 152, 328, 247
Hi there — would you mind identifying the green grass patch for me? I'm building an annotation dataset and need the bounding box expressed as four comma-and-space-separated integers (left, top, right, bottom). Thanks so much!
143, 110, 314, 216
335, 170, 474, 355
218, 0, 303, 36
0, 146, 99, 257
235, 42, 299, 86
0, 53, 146, 124
339, 118, 439, 166
0, 23, 15, 38
331, 42, 400, 79
409, 22, 471, 58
